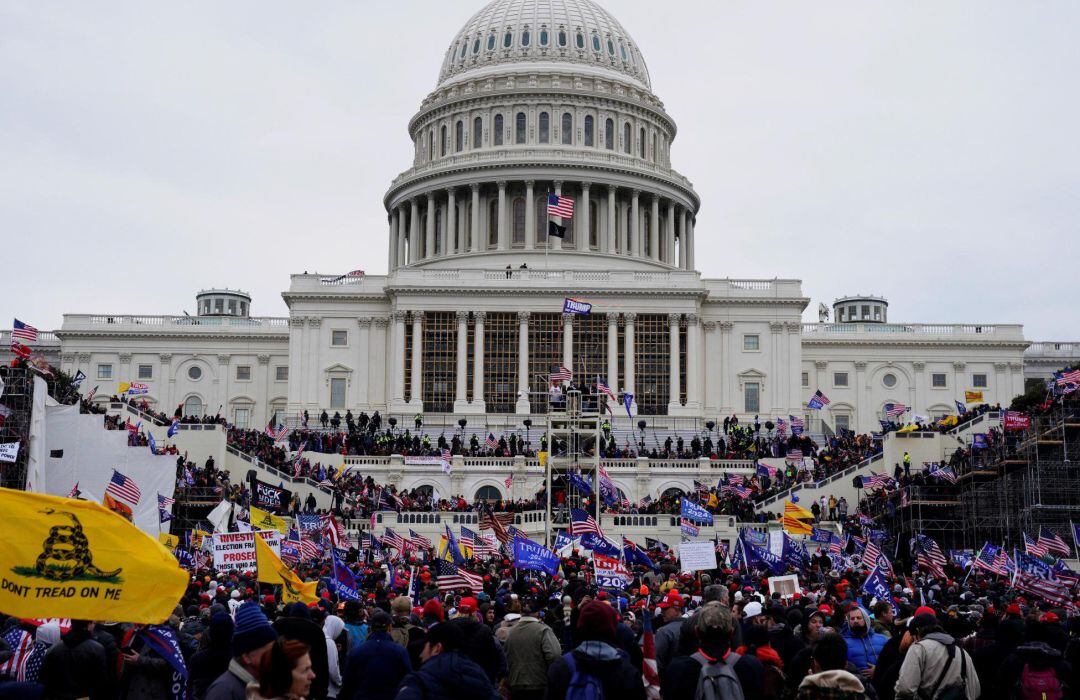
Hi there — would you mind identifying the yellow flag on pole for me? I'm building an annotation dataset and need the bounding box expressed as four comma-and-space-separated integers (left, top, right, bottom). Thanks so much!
782, 515, 814, 535
249, 506, 288, 534
783, 500, 815, 520
254, 532, 317, 604
157, 533, 179, 550
0, 488, 187, 624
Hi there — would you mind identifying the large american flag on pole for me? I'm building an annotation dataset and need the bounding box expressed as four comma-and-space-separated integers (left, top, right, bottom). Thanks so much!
11, 319, 38, 343
549, 365, 572, 383
105, 469, 142, 505
884, 403, 909, 417
434, 559, 483, 593
409, 529, 433, 550
913, 533, 948, 578
1038, 527, 1072, 557
547, 194, 575, 218
570, 507, 603, 537
1024, 532, 1049, 558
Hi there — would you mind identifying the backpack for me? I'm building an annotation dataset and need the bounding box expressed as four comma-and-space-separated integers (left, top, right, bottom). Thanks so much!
691, 651, 745, 700
926, 642, 968, 700
389, 623, 413, 648
1017, 663, 1063, 700
564, 652, 605, 700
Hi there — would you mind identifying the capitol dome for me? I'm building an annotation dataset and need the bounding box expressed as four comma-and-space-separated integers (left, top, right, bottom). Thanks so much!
438, 0, 651, 91
383, 0, 699, 274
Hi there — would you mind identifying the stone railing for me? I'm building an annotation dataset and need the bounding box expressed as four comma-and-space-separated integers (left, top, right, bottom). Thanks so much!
0, 330, 60, 344
756, 451, 884, 510
1026, 342, 1080, 357
801, 322, 1025, 340
702, 278, 803, 299
63, 314, 289, 332
390, 267, 703, 289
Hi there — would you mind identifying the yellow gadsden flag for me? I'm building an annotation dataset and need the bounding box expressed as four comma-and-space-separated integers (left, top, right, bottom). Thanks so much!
0, 488, 187, 624
249, 506, 287, 535
157, 533, 179, 550
783, 500, 815, 521
254, 532, 317, 604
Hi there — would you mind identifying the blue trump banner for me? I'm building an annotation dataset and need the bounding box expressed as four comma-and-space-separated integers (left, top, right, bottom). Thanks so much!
680, 497, 714, 525
580, 532, 621, 557
563, 297, 592, 315
862, 566, 891, 602
514, 536, 560, 575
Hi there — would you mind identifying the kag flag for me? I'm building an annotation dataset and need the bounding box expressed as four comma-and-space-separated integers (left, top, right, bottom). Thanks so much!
680, 497, 714, 526
513, 536, 560, 575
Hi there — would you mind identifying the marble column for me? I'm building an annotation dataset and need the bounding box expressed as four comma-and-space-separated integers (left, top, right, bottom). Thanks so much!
623, 313, 637, 414
606, 186, 617, 254
391, 311, 407, 408
472, 312, 486, 410
496, 181, 508, 250
446, 188, 457, 255
424, 193, 435, 259
686, 216, 695, 270
470, 184, 480, 253
606, 313, 619, 397
516, 312, 531, 414
650, 197, 660, 261
524, 181, 535, 249
668, 313, 681, 411
562, 313, 573, 371
397, 205, 407, 266
408, 199, 420, 264
685, 314, 702, 410
665, 202, 676, 264
679, 209, 688, 269
579, 182, 591, 250
454, 311, 469, 411
410, 312, 423, 407
387, 211, 397, 271
629, 190, 640, 257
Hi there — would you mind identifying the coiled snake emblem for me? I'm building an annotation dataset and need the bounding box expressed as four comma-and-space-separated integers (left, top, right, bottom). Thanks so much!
34, 508, 123, 581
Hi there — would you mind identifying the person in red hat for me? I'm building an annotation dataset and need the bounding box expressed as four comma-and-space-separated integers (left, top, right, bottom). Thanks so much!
654, 589, 685, 675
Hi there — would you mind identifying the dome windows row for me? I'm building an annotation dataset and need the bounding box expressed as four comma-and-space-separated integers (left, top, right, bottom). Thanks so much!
416, 108, 669, 166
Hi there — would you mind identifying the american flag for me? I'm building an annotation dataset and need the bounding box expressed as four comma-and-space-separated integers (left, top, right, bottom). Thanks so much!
641, 609, 661, 699
485, 433, 499, 450
293, 441, 307, 477
1024, 532, 1049, 558
1039, 527, 1072, 557
789, 415, 804, 435
756, 462, 777, 478
862, 472, 893, 490
157, 493, 175, 509
441, 447, 452, 462
787, 449, 803, 460
106, 469, 141, 505
382, 527, 407, 552
913, 533, 948, 578
597, 377, 616, 402
549, 365, 572, 383
459, 526, 476, 552
409, 529, 432, 549
639, 495, 653, 508
504, 475, 513, 489
11, 319, 38, 343
479, 508, 514, 544
570, 507, 603, 537
863, 540, 886, 573
322, 514, 346, 548
720, 483, 752, 500
775, 417, 787, 436
1014, 570, 1074, 608
547, 193, 575, 218
884, 403, 908, 417
1056, 368, 1080, 387
829, 534, 845, 556
434, 558, 483, 593
973, 542, 1009, 577
808, 390, 830, 408
928, 464, 957, 484
273, 424, 289, 441
68, 482, 80, 499
299, 535, 322, 562
0, 627, 36, 681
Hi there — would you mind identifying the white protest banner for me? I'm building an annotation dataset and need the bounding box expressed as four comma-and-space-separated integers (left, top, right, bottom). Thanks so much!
0, 442, 19, 463
768, 574, 802, 599
768, 530, 785, 557
256, 530, 281, 557
404, 455, 450, 472
212, 532, 257, 571
678, 541, 718, 572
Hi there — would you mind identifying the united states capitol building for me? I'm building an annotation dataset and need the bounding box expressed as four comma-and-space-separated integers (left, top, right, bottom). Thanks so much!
44, 0, 1075, 441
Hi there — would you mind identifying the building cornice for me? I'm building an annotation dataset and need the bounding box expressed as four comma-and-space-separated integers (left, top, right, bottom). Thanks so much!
56, 331, 288, 343
801, 338, 1030, 351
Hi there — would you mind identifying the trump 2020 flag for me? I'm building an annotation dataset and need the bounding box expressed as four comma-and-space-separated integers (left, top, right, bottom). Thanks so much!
0, 488, 186, 624
862, 566, 891, 603
513, 536, 560, 575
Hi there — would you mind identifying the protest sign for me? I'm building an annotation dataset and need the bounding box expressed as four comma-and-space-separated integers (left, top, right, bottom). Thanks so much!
678, 541, 718, 572
211, 532, 257, 572
767, 574, 802, 599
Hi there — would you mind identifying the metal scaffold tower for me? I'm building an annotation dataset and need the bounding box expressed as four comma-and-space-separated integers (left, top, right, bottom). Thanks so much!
544, 389, 602, 547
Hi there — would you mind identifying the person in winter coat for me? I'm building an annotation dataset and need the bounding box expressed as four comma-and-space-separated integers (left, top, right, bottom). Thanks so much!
842, 606, 888, 679
207, 603, 278, 700
737, 624, 786, 700
322, 616, 346, 698
504, 598, 562, 700
652, 589, 685, 675
447, 600, 504, 684
662, 602, 765, 700
894, 614, 979, 700
190, 614, 235, 699
274, 603, 330, 700
40, 620, 107, 700
394, 622, 501, 700
247, 638, 316, 700
545, 601, 647, 700
797, 632, 870, 700
119, 626, 178, 699
339, 612, 411, 700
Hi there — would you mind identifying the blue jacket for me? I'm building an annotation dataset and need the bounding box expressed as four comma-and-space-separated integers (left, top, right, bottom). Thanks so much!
841, 608, 888, 672
394, 651, 501, 700
338, 631, 411, 700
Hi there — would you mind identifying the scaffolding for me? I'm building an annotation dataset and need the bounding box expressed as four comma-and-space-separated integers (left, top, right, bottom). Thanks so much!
544, 389, 602, 547
0, 366, 36, 490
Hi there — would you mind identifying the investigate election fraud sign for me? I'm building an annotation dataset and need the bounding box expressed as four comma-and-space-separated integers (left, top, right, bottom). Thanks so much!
212, 531, 281, 571
0, 488, 186, 624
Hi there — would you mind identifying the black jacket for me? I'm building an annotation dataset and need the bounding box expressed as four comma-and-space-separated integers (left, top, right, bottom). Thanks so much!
274, 616, 330, 699
663, 651, 765, 700
447, 617, 504, 683
394, 651, 501, 700
545, 641, 647, 700
40, 626, 107, 700
188, 642, 232, 699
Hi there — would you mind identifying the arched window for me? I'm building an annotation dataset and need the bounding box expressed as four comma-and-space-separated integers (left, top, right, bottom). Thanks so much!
561, 113, 573, 144
413, 484, 433, 499
459, 42, 467, 58
607, 39, 615, 55
493, 114, 504, 145
538, 111, 549, 143
473, 117, 482, 148
604, 118, 614, 150
515, 112, 526, 144
639, 128, 646, 158
576, 32, 585, 49
488, 199, 498, 246
183, 396, 203, 417
590, 200, 600, 247
642, 213, 650, 254
462, 200, 472, 250
540, 29, 548, 46
584, 115, 594, 147
503, 31, 512, 48
661, 486, 684, 500
623, 122, 631, 154
487, 34, 496, 51
619, 42, 627, 60
429, 129, 434, 160
473, 38, 480, 54
558, 30, 566, 47
440, 125, 447, 156
592, 35, 601, 52
521, 30, 530, 46
434, 208, 443, 254
652, 137, 658, 162
454, 120, 463, 152
475, 485, 501, 502
512, 197, 526, 245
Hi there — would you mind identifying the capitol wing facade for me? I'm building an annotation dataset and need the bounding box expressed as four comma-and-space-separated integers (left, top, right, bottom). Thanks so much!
54, 0, 1032, 435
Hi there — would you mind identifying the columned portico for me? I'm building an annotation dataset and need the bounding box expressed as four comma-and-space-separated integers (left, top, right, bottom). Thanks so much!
606, 313, 619, 396
425, 192, 435, 259
606, 187, 617, 254
408, 199, 420, 264
470, 184, 480, 253
524, 181, 536, 249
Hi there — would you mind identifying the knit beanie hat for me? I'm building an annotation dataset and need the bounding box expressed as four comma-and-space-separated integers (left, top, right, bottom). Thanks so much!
232, 601, 277, 657
576, 601, 618, 643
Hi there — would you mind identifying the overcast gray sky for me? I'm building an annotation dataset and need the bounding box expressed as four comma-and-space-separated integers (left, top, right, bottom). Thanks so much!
3, 1, 1078, 339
